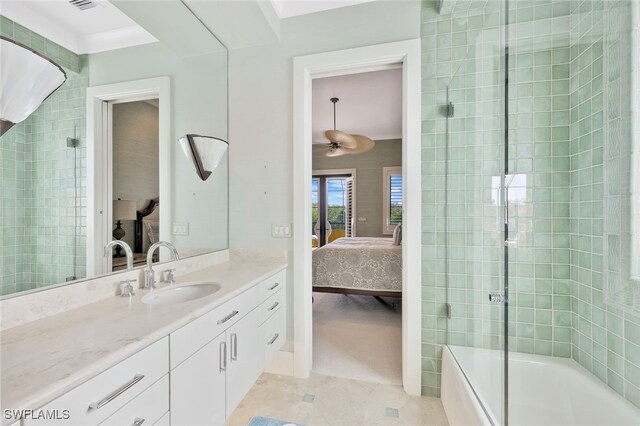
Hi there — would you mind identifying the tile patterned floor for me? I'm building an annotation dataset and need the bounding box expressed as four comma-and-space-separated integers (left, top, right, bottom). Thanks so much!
225, 373, 450, 426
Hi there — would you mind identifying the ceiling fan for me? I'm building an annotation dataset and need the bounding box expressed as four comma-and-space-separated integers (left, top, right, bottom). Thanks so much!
313, 97, 375, 157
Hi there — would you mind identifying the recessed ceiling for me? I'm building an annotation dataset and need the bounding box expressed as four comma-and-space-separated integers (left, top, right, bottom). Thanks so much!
312, 68, 402, 143
270, 0, 376, 19
1, 0, 156, 54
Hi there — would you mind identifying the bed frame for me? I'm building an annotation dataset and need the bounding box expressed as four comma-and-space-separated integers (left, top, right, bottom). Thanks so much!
134, 197, 159, 253
312, 286, 401, 298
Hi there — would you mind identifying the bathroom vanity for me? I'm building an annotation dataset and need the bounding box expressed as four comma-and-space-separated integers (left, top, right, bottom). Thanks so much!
0, 258, 286, 426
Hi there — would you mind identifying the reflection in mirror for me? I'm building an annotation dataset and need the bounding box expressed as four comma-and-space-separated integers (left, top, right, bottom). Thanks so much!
0, 1, 228, 296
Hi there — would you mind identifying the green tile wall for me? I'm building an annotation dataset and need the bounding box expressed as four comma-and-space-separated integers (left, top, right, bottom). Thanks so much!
421, 0, 640, 408
569, 0, 640, 408
0, 16, 87, 295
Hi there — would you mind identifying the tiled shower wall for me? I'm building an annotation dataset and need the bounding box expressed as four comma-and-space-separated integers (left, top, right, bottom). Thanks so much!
569, 0, 640, 407
421, 0, 640, 407
0, 16, 87, 295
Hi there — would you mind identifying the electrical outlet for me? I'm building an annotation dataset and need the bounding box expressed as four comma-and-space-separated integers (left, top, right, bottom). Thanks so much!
358, 217, 367, 222
272, 224, 291, 238
172, 222, 189, 236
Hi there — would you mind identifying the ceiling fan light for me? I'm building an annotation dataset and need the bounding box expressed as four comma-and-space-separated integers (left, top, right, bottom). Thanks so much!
326, 147, 347, 157
324, 129, 357, 148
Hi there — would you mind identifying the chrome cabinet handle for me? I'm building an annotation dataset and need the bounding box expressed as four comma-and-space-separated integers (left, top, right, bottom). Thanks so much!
268, 333, 280, 345
217, 310, 239, 325
267, 301, 279, 311
268, 283, 280, 291
219, 341, 227, 372
230, 333, 238, 361
88, 374, 145, 410
133, 418, 145, 426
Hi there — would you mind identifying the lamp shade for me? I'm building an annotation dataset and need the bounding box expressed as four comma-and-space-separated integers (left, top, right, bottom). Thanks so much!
113, 199, 137, 221
0, 37, 66, 136
179, 134, 228, 181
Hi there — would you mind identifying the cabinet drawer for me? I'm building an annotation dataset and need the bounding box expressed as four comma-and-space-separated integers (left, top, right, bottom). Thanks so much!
258, 307, 285, 371
170, 286, 258, 370
257, 287, 285, 325
100, 375, 169, 426
258, 269, 286, 301
25, 337, 168, 426
154, 412, 170, 426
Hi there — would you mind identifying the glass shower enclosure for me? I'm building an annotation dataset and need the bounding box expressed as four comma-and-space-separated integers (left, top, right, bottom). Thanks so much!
443, 0, 640, 424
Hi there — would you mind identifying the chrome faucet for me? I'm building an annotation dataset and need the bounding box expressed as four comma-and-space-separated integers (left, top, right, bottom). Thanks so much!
145, 241, 180, 289
104, 240, 134, 270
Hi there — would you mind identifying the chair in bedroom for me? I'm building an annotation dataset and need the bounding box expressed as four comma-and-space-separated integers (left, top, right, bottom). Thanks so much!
328, 229, 345, 243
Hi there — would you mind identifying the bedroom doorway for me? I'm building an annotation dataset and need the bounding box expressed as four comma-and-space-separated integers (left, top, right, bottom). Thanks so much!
310, 72, 404, 382
110, 99, 160, 272
86, 77, 170, 276
293, 40, 421, 395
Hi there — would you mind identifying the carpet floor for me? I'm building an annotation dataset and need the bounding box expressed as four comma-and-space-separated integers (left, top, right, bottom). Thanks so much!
311, 292, 402, 385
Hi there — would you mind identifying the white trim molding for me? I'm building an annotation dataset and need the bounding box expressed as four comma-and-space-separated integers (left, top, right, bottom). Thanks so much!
86, 77, 171, 277
292, 39, 422, 395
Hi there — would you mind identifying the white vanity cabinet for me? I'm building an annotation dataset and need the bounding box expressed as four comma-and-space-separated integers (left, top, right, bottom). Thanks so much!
17, 268, 286, 426
170, 269, 286, 426
23, 337, 168, 426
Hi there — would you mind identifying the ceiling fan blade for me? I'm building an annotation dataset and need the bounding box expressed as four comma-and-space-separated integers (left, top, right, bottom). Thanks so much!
325, 130, 357, 148
342, 135, 375, 154
312, 139, 329, 145
326, 147, 347, 157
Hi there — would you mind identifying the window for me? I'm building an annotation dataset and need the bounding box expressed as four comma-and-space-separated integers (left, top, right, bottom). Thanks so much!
383, 167, 403, 235
312, 172, 355, 246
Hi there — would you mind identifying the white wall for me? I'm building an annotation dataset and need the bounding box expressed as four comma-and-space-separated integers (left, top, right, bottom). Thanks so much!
228, 1, 421, 349
88, 42, 229, 252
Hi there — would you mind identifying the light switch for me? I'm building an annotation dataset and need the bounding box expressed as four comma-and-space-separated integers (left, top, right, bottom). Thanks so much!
173, 222, 189, 236
272, 224, 291, 238
358, 217, 367, 222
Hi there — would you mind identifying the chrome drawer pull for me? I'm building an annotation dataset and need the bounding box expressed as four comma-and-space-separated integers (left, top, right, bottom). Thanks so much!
268, 333, 280, 345
267, 301, 279, 311
133, 418, 145, 426
217, 310, 239, 325
268, 283, 280, 291
88, 374, 145, 410
230, 333, 238, 361
220, 341, 227, 372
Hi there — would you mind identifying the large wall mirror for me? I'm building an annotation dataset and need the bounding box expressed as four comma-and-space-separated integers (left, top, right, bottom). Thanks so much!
0, 0, 228, 297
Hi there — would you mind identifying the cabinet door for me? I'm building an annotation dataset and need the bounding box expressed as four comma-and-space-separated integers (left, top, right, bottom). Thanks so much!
171, 334, 226, 426
225, 308, 259, 414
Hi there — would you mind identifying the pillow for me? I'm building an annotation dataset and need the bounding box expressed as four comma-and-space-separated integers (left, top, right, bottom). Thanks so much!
393, 223, 402, 245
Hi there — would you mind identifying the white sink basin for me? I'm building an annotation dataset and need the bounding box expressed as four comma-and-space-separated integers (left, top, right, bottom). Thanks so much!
142, 282, 221, 306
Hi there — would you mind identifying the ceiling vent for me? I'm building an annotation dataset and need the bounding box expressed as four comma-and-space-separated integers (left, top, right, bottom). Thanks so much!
69, 0, 97, 11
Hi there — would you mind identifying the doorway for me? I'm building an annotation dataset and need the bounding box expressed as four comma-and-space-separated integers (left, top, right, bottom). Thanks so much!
292, 39, 422, 395
86, 77, 171, 276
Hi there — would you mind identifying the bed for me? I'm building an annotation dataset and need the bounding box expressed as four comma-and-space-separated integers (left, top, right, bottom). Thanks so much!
312, 237, 402, 297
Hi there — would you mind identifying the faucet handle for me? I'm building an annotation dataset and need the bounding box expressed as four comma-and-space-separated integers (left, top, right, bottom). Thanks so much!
120, 279, 137, 297
162, 268, 177, 285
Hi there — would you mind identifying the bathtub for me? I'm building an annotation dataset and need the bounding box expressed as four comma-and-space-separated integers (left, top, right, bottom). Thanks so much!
442, 345, 640, 426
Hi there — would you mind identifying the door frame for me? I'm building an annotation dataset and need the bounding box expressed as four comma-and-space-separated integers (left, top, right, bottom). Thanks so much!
86, 77, 171, 276
292, 39, 422, 395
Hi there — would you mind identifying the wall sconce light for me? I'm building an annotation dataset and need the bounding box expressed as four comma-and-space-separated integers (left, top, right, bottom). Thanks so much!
0, 37, 66, 137
178, 134, 228, 181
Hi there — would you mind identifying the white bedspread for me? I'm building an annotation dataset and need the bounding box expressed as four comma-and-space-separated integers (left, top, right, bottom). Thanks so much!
312, 237, 402, 292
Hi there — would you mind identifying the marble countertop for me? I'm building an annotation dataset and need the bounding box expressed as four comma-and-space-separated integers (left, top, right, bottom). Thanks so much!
0, 260, 286, 419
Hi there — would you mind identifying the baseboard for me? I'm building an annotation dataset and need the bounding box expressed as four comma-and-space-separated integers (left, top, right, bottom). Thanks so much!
265, 350, 294, 376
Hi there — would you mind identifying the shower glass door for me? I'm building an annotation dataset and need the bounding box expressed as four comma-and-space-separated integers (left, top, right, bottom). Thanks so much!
444, 1, 507, 424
